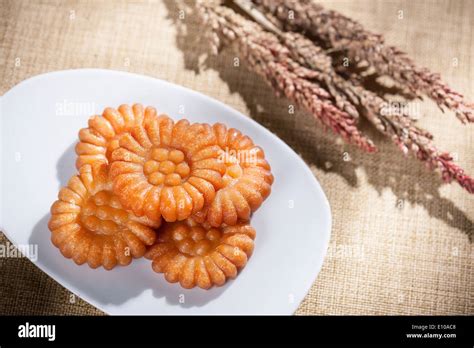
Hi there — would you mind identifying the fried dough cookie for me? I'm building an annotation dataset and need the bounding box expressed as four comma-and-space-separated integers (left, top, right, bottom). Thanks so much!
145, 219, 256, 289
75, 104, 149, 169
109, 114, 226, 223
194, 123, 273, 227
48, 163, 159, 270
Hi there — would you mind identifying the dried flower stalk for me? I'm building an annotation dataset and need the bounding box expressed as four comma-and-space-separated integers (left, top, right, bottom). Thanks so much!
196, 1, 474, 193
251, 0, 474, 124
355, 83, 474, 193
197, 1, 376, 152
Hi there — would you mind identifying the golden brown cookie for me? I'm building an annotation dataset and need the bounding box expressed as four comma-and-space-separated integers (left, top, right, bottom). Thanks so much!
194, 123, 273, 227
145, 219, 256, 289
75, 104, 149, 169
48, 163, 159, 270
109, 114, 226, 223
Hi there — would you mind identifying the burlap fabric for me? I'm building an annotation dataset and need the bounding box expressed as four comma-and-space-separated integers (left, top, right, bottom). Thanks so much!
0, 0, 472, 315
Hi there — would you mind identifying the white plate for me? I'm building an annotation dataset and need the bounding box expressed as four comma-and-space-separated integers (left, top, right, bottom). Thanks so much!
0, 69, 331, 315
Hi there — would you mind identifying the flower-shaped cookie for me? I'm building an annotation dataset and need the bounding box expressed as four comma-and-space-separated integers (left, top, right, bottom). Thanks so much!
145, 218, 256, 289
48, 163, 159, 270
109, 114, 226, 223
75, 104, 150, 169
194, 123, 273, 227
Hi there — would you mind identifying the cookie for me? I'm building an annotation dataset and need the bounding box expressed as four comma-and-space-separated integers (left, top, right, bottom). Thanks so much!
145, 219, 256, 289
194, 123, 273, 226
109, 114, 226, 223
48, 163, 159, 270
75, 104, 148, 169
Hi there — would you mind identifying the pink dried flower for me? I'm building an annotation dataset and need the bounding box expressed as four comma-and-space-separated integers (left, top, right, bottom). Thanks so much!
196, 0, 474, 194
197, 1, 376, 152
251, 0, 474, 124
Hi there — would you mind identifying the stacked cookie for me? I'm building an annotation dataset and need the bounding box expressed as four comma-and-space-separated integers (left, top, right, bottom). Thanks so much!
48, 104, 273, 289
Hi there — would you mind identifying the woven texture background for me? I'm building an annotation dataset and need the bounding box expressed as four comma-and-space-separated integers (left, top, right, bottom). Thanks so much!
0, 0, 472, 315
